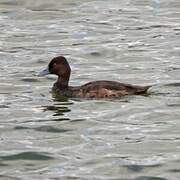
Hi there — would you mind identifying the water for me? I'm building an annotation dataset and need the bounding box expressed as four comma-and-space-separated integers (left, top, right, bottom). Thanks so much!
0, 0, 180, 179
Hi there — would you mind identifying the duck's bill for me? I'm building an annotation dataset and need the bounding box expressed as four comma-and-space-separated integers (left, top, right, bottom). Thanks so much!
38, 68, 50, 76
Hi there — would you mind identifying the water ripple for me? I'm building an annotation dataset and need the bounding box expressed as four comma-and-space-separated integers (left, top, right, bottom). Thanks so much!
0, 152, 53, 161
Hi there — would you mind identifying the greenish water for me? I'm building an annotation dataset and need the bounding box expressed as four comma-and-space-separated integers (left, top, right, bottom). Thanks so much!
0, 0, 180, 179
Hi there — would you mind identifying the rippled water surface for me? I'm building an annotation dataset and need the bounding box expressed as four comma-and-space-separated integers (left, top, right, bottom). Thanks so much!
0, 0, 180, 179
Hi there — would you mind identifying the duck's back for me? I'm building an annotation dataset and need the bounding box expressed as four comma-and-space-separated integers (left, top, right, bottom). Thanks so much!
69, 80, 150, 98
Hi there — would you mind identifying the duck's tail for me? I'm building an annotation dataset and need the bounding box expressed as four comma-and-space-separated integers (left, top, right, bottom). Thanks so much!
136, 85, 152, 94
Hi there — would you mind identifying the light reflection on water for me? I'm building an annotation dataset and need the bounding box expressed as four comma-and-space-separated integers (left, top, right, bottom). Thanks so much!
0, 0, 180, 179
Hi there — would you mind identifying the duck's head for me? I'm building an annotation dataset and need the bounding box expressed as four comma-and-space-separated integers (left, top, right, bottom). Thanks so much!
39, 56, 71, 78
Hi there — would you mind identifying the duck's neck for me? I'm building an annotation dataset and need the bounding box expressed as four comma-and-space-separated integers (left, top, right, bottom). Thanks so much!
56, 76, 69, 89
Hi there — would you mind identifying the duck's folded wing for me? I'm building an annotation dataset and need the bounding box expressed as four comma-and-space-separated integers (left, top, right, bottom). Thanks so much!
81, 80, 150, 94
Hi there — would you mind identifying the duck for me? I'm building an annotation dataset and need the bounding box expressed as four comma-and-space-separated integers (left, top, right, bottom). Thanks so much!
39, 56, 151, 98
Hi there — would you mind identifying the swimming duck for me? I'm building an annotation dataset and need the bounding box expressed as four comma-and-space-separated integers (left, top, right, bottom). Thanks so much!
39, 56, 151, 98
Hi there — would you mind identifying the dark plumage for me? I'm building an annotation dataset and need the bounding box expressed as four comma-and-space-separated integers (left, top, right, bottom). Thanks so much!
43, 56, 151, 98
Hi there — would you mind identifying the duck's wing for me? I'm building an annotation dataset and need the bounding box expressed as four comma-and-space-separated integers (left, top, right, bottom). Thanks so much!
81, 80, 150, 94
67, 81, 151, 98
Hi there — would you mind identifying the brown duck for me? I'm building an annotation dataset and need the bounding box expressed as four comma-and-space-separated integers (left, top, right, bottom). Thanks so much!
39, 56, 151, 98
